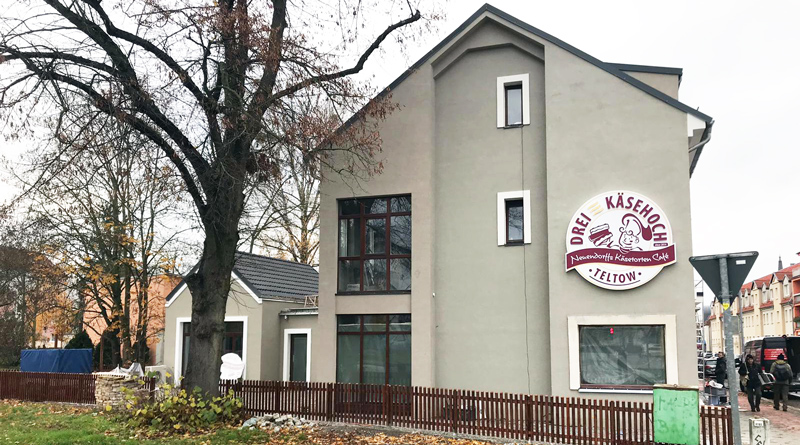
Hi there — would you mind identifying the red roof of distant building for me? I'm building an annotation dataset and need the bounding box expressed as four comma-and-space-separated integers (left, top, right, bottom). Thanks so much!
742, 305, 755, 312
773, 264, 796, 282
753, 274, 772, 288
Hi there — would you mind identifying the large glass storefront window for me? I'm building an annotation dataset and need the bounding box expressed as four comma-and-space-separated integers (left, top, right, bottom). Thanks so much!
182, 321, 244, 376
579, 325, 666, 388
336, 314, 411, 385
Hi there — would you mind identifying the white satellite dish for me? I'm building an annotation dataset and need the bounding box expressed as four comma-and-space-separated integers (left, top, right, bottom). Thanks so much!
220, 353, 244, 380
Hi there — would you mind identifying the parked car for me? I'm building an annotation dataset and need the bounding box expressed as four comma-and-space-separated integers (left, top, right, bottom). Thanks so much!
741, 336, 800, 392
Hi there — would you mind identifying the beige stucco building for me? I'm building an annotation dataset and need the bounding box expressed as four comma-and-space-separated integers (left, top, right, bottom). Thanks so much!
307, 4, 713, 400
162, 252, 318, 381
163, 4, 716, 400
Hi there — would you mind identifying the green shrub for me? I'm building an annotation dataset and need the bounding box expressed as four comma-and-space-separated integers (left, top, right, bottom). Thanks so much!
119, 378, 244, 434
65, 331, 93, 349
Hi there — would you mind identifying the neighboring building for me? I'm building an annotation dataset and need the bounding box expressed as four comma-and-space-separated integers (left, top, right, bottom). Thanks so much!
709, 261, 799, 353
34, 324, 74, 349
707, 297, 741, 356
793, 265, 800, 335
84, 274, 182, 365
307, 3, 713, 400
163, 252, 318, 381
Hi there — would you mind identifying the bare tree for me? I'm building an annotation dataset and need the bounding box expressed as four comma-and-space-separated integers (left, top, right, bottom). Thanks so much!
17, 116, 185, 366
0, 0, 435, 394
0, 218, 66, 357
252, 146, 320, 265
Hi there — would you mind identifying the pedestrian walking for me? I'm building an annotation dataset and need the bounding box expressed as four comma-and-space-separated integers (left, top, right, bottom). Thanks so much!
770, 353, 793, 411
716, 352, 728, 404
739, 354, 762, 411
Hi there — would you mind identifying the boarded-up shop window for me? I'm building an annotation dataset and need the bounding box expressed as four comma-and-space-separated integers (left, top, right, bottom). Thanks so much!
579, 325, 666, 388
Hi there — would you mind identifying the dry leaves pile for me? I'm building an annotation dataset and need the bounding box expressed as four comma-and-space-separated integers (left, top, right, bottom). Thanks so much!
307, 431, 494, 445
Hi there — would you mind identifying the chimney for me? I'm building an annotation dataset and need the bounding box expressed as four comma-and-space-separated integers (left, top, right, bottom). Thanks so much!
779, 256, 784, 270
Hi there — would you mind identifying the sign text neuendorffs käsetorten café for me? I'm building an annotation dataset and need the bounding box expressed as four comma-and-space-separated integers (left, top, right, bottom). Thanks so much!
565, 191, 676, 291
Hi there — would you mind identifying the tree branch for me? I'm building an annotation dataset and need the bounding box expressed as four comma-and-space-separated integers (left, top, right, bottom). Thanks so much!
42, 0, 211, 183
17, 57, 208, 216
262, 9, 421, 111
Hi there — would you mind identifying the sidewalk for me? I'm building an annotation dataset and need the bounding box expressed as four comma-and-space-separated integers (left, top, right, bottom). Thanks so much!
737, 393, 800, 445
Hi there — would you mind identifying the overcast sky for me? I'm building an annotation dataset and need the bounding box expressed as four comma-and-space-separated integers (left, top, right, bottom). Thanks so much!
2, 1, 798, 290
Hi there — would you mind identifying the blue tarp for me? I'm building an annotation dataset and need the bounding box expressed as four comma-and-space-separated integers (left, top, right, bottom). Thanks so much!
20, 349, 92, 373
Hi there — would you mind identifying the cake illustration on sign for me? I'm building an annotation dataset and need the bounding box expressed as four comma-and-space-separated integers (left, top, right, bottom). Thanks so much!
565, 191, 676, 290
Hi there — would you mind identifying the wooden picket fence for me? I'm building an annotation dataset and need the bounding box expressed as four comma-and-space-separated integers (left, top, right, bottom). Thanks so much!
0, 371, 733, 445
0, 370, 97, 404
220, 380, 734, 445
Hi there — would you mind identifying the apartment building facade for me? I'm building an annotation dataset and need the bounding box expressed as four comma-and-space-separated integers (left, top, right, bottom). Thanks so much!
309, 4, 713, 399
707, 262, 800, 355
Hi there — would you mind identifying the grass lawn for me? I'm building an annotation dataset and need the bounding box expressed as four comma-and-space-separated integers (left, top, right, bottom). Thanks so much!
0, 400, 493, 445
0, 400, 287, 445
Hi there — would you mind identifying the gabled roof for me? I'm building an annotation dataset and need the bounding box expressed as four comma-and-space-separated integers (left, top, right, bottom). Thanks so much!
753, 274, 772, 289
772, 265, 795, 282
353, 3, 712, 124
233, 252, 319, 300
165, 252, 318, 306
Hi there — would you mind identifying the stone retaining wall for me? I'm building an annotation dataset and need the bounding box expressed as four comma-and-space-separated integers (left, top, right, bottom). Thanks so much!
94, 373, 152, 407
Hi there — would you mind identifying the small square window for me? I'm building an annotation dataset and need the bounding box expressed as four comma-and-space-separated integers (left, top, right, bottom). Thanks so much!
505, 84, 522, 126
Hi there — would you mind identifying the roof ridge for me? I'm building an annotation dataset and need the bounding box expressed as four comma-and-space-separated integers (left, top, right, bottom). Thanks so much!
234, 250, 317, 270
331, 3, 712, 143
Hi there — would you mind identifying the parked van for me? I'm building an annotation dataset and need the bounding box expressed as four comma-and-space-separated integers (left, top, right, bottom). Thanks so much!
741, 336, 800, 391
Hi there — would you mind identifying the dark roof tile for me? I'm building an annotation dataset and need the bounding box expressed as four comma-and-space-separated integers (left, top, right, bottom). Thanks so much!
233, 252, 318, 301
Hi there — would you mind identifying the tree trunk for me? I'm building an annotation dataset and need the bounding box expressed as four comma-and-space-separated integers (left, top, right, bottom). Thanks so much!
183, 167, 245, 395
107, 326, 122, 367
121, 267, 133, 363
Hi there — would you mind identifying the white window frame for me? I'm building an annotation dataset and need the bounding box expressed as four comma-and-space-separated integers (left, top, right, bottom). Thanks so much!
568, 314, 678, 393
497, 190, 531, 246
173, 315, 248, 384
282, 328, 312, 382
496, 74, 530, 128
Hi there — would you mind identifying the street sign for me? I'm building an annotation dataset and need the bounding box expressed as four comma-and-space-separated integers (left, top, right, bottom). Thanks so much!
690, 252, 758, 301
689, 251, 758, 445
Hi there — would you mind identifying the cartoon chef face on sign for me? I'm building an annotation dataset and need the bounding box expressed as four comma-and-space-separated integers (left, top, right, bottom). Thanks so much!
616, 213, 652, 254
589, 213, 652, 254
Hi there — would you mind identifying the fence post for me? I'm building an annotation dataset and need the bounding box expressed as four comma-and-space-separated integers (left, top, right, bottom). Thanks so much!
275, 381, 282, 413
385, 385, 393, 427
525, 394, 533, 441
326, 383, 334, 421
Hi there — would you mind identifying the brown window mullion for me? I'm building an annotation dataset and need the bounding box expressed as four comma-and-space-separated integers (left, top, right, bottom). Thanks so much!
359, 216, 366, 292
385, 212, 391, 291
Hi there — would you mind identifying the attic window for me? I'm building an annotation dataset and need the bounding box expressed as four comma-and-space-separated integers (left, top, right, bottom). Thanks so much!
505, 84, 522, 126
497, 74, 530, 128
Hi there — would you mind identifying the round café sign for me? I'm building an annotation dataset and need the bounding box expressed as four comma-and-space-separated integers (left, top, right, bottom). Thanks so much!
565, 191, 676, 290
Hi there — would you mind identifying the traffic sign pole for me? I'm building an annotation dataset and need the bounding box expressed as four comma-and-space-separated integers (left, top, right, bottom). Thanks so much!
719, 258, 742, 445
690, 251, 758, 445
